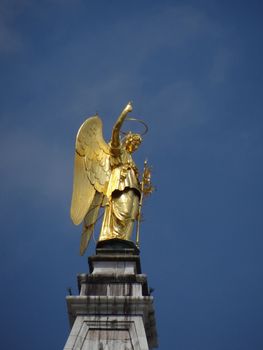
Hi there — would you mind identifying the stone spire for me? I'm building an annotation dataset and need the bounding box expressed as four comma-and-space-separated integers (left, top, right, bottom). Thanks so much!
64, 239, 158, 349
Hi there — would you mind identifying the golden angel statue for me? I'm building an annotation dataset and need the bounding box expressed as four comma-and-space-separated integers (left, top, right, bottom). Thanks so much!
70, 102, 151, 255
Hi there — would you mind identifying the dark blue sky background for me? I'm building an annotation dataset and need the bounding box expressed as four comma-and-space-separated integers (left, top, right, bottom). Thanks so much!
1, 0, 263, 349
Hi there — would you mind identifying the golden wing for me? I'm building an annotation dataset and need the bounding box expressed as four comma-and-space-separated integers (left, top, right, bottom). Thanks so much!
80, 192, 104, 255
70, 115, 111, 239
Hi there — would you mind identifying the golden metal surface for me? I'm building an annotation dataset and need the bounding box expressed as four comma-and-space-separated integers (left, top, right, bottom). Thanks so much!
136, 160, 154, 248
70, 102, 153, 255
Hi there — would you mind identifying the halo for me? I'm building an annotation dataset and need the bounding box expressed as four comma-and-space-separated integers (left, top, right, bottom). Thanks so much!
121, 117, 148, 136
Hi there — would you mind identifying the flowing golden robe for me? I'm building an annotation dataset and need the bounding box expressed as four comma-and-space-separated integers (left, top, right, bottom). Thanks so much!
100, 152, 140, 241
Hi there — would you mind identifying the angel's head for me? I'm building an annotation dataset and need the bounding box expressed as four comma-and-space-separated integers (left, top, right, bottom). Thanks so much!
123, 132, 142, 153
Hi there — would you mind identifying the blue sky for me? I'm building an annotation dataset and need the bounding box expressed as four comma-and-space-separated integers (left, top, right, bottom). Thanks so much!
0, 0, 263, 349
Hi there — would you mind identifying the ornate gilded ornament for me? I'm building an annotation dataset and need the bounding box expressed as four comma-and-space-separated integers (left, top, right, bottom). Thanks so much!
70, 102, 153, 255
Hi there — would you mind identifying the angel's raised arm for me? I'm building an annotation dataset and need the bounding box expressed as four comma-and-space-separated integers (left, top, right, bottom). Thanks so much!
110, 102, 133, 154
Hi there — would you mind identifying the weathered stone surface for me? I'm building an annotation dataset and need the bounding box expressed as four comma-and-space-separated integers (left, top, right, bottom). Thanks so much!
64, 316, 149, 350
91, 260, 137, 275
64, 242, 158, 349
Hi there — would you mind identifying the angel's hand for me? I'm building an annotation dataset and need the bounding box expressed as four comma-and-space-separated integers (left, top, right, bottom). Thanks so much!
124, 101, 133, 113
111, 102, 133, 149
